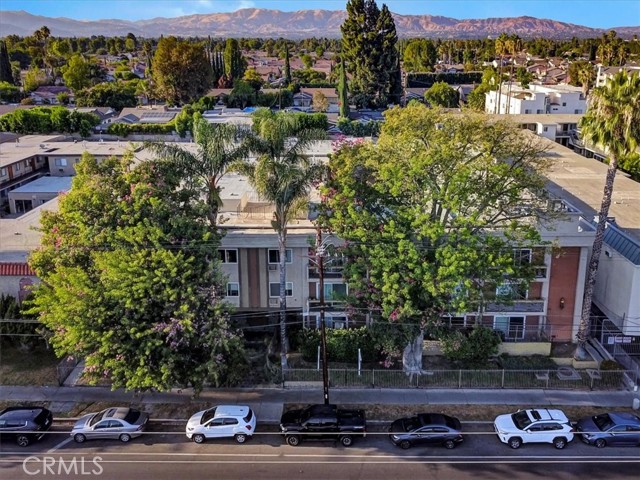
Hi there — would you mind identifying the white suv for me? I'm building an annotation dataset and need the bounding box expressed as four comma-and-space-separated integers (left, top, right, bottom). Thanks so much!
494, 408, 574, 449
186, 405, 256, 444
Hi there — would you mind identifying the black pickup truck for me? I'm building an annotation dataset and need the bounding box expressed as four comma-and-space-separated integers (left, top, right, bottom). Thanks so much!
280, 404, 366, 447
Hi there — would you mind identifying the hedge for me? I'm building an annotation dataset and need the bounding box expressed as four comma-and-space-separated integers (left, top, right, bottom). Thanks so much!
406, 71, 483, 88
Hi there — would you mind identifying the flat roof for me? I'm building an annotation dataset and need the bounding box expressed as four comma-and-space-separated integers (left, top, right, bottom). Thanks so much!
10, 176, 73, 194
487, 113, 583, 125
541, 135, 640, 241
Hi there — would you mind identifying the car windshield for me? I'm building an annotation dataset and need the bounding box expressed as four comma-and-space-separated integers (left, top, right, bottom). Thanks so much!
89, 410, 108, 427
124, 410, 140, 424
201, 408, 217, 425
512, 411, 532, 430
243, 409, 253, 423
405, 418, 421, 431
592, 414, 614, 431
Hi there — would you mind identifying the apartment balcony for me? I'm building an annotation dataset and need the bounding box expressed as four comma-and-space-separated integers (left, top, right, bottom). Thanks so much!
485, 299, 545, 313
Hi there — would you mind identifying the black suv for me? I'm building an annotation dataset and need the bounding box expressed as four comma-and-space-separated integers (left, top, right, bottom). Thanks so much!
0, 406, 53, 447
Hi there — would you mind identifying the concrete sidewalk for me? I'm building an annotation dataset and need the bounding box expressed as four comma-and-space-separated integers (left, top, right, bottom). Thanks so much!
1, 385, 638, 423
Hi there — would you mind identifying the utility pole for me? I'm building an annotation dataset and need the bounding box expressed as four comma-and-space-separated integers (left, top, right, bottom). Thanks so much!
316, 226, 330, 405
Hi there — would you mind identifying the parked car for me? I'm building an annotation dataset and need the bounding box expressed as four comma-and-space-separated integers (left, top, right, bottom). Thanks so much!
494, 408, 574, 449
280, 404, 366, 447
71, 407, 149, 443
576, 412, 640, 448
186, 405, 256, 444
0, 406, 53, 447
389, 413, 463, 449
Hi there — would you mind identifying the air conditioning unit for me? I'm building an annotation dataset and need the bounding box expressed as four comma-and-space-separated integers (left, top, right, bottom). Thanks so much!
268, 265, 277, 271
269, 298, 278, 307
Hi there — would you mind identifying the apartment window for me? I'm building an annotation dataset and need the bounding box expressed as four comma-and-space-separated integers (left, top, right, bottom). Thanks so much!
268, 249, 292, 264
543, 127, 548, 132
23, 160, 29, 168
54, 158, 68, 167
226, 282, 239, 297
446, 316, 467, 328
218, 249, 238, 263
14, 163, 20, 172
323, 283, 348, 301
562, 102, 566, 107
524, 109, 531, 114
514, 249, 532, 265
495, 283, 528, 300
494, 316, 525, 339
270, 282, 293, 297
574, 109, 583, 114
0, 168, 7, 177
537, 109, 544, 114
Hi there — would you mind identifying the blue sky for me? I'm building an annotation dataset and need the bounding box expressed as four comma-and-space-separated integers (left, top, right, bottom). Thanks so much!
2, 1, 638, 29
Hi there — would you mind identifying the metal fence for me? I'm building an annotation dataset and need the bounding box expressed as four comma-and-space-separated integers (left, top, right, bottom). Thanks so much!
283, 368, 637, 391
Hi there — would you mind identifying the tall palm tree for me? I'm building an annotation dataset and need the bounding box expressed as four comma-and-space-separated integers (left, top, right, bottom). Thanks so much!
235, 110, 326, 370
147, 117, 247, 231
576, 71, 640, 349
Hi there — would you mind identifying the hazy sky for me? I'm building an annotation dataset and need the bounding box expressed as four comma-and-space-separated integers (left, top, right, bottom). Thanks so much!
2, 0, 639, 29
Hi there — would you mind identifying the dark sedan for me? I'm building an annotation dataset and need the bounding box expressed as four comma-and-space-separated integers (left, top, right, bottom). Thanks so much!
389, 413, 463, 449
576, 412, 640, 448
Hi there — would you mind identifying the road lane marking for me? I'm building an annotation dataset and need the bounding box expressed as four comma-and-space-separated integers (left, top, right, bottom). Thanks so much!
47, 437, 73, 452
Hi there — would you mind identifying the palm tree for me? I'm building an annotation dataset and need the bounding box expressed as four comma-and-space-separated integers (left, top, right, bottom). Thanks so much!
575, 61, 595, 98
147, 117, 247, 231
576, 71, 640, 350
235, 110, 326, 370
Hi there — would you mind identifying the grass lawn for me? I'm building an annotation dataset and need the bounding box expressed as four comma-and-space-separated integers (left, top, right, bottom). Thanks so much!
0, 344, 60, 386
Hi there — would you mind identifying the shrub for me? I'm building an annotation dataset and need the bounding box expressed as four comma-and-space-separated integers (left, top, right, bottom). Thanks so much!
599, 359, 624, 371
440, 326, 501, 367
107, 122, 175, 137
498, 354, 557, 370
297, 327, 378, 363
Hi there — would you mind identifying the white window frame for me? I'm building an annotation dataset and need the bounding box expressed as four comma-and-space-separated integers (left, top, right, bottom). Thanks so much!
54, 158, 68, 167
270, 282, 293, 297
226, 282, 239, 297
14, 162, 20, 172
218, 249, 238, 264
268, 249, 292, 264
514, 248, 532, 265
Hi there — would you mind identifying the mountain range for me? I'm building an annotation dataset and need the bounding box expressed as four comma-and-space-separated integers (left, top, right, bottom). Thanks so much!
1, 8, 638, 39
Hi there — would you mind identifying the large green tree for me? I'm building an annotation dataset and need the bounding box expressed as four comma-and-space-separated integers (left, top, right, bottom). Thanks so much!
341, 0, 401, 108
75, 81, 137, 110
321, 104, 555, 365
338, 57, 349, 118
424, 81, 460, 108
223, 38, 247, 84
28, 153, 245, 393
235, 109, 327, 370
62, 54, 91, 92
0, 40, 14, 84
151, 37, 212, 105
576, 72, 640, 348
403, 39, 437, 73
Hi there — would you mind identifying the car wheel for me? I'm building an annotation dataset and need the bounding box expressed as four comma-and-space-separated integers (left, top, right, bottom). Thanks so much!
16, 434, 31, 447
444, 439, 456, 449
340, 435, 353, 447
399, 440, 412, 450
235, 433, 247, 444
74, 433, 86, 444
286, 435, 300, 446
553, 437, 567, 449
508, 437, 522, 449
119, 433, 131, 443
193, 434, 205, 444
594, 438, 606, 448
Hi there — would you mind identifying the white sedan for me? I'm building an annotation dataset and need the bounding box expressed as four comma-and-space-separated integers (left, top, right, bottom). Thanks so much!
494, 408, 574, 449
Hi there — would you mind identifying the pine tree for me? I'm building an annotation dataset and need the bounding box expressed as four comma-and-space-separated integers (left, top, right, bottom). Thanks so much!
341, 0, 400, 108
338, 57, 349, 118
224, 38, 246, 84
284, 43, 291, 85
0, 40, 14, 84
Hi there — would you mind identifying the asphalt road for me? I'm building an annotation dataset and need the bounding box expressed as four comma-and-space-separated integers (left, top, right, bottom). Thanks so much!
1, 423, 639, 479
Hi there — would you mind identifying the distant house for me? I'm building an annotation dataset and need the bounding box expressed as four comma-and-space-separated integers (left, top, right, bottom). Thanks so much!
112, 106, 180, 125
294, 88, 339, 113
30, 86, 74, 105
